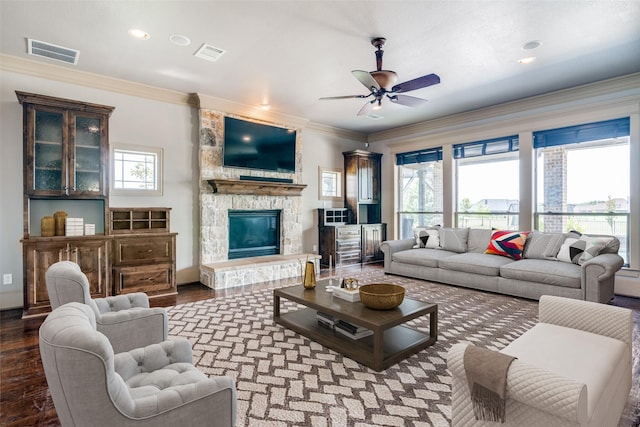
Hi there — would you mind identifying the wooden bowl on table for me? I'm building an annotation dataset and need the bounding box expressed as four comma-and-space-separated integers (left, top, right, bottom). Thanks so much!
358, 284, 405, 310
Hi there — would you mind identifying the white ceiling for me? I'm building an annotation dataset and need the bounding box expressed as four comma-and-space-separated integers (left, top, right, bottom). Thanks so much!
2, 1, 640, 134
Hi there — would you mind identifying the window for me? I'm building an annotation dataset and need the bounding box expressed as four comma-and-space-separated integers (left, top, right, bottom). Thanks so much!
534, 118, 630, 265
111, 144, 163, 196
454, 136, 519, 229
396, 147, 444, 239
318, 167, 342, 200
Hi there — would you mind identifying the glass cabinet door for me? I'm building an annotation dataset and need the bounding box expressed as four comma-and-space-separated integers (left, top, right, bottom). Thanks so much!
72, 115, 103, 193
33, 109, 65, 193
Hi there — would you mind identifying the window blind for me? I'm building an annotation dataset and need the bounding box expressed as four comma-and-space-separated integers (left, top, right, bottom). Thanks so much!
453, 135, 519, 159
396, 147, 443, 165
533, 117, 630, 148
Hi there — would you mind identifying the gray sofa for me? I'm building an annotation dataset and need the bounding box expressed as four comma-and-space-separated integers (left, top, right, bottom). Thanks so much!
381, 228, 624, 304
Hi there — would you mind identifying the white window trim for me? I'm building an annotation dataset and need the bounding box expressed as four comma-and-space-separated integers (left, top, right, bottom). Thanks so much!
110, 143, 163, 196
318, 167, 342, 201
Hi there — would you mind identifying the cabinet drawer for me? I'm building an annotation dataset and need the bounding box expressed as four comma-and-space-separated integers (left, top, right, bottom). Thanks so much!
113, 264, 175, 296
336, 226, 361, 239
113, 237, 173, 265
336, 240, 360, 251
336, 250, 361, 265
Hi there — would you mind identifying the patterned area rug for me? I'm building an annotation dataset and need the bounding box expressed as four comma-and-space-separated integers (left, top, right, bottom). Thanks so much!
168, 271, 638, 426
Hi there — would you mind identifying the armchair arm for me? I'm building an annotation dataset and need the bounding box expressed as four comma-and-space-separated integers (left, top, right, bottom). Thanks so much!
448, 343, 588, 425
97, 307, 168, 353
581, 253, 624, 304
115, 338, 194, 380
95, 293, 150, 313
538, 295, 632, 345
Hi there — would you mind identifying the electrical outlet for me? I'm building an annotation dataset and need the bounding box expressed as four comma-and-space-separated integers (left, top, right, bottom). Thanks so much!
3, 274, 12, 285
312, 245, 318, 252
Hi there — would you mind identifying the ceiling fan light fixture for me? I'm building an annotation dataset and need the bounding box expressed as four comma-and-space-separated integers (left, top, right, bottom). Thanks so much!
373, 100, 382, 110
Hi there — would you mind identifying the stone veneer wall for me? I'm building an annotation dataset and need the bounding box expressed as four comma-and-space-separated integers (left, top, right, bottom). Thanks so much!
198, 109, 304, 265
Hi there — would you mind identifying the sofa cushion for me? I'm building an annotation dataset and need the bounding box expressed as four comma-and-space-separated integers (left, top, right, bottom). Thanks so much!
467, 228, 492, 253
523, 231, 565, 260
501, 322, 629, 421
417, 229, 440, 249
392, 248, 457, 268
438, 252, 514, 276
485, 230, 530, 260
438, 227, 469, 253
413, 226, 440, 248
557, 237, 584, 264
499, 259, 581, 288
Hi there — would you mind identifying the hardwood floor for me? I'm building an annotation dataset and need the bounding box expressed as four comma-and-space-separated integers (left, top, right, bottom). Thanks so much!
1, 264, 638, 426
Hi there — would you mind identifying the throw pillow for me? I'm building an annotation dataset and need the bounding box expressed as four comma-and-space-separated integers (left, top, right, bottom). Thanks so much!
522, 231, 565, 260
578, 235, 613, 264
439, 228, 469, 253
557, 238, 586, 264
413, 225, 440, 248
484, 230, 530, 260
418, 229, 440, 249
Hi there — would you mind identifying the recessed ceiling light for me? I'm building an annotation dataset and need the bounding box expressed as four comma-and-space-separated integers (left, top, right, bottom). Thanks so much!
518, 56, 537, 64
169, 34, 191, 46
259, 103, 271, 111
522, 40, 542, 50
128, 28, 150, 40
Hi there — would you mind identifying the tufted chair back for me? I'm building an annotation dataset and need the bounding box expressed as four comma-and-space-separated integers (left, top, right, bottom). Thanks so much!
45, 261, 168, 354
39, 302, 237, 427
46, 260, 102, 313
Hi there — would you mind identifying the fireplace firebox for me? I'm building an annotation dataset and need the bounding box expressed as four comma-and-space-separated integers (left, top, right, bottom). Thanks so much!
228, 210, 281, 259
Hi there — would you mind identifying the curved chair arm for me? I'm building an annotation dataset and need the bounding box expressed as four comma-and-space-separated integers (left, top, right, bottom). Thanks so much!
95, 293, 151, 313
448, 343, 588, 425
98, 307, 168, 354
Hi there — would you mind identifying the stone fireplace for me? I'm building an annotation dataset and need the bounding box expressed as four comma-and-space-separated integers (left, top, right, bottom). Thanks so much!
197, 105, 318, 289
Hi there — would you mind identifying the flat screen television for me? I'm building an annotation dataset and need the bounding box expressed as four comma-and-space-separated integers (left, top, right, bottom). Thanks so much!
223, 116, 296, 173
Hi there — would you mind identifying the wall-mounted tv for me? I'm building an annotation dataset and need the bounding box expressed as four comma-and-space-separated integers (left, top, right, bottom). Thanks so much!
223, 116, 296, 173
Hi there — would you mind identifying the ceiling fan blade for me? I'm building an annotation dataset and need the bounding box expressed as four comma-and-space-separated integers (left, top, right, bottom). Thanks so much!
389, 94, 429, 107
357, 101, 375, 116
319, 95, 368, 100
391, 73, 440, 93
352, 70, 380, 91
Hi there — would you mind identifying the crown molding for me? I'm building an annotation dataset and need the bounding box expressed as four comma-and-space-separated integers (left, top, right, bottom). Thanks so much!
369, 72, 640, 145
1, 54, 191, 105
305, 122, 367, 143
192, 93, 310, 130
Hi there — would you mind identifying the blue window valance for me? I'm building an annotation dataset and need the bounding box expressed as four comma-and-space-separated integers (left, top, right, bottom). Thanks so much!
533, 117, 630, 149
453, 135, 519, 159
396, 147, 443, 165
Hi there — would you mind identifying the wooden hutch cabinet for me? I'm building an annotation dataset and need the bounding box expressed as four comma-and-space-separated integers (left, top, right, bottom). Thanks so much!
110, 208, 177, 298
17, 92, 177, 317
318, 150, 386, 267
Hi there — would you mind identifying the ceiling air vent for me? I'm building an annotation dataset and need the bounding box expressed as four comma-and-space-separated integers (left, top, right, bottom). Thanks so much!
27, 39, 79, 65
366, 114, 384, 120
194, 43, 226, 62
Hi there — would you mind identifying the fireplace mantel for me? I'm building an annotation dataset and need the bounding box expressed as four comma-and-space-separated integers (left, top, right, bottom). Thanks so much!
207, 178, 307, 196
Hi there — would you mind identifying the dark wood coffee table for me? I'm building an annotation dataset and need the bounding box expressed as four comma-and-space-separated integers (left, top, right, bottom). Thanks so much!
273, 279, 437, 371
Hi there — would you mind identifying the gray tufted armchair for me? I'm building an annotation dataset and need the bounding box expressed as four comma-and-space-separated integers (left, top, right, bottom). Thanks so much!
39, 302, 237, 427
46, 260, 168, 353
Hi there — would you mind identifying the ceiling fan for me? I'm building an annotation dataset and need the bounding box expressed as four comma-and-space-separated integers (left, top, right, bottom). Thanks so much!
320, 37, 441, 116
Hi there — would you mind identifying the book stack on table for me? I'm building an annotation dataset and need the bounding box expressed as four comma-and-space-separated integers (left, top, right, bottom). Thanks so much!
316, 312, 338, 330
335, 320, 373, 340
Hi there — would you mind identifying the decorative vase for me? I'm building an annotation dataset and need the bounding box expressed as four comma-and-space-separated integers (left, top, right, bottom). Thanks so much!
41, 216, 54, 237
303, 261, 316, 289
54, 211, 67, 236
